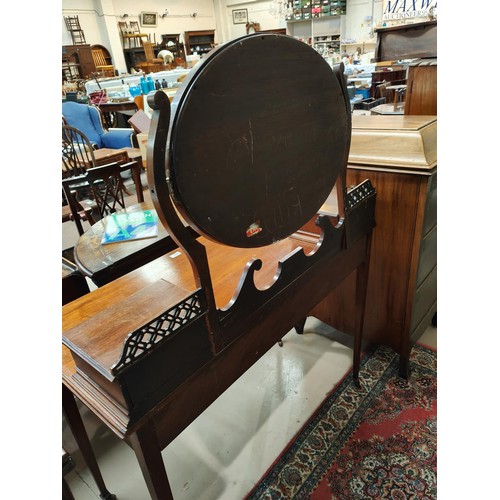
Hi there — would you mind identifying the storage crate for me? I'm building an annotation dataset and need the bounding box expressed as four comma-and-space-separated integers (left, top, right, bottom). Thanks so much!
354, 88, 371, 99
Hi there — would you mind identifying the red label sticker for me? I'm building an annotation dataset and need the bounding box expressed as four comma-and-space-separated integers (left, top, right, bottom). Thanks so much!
246, 223, 262, 237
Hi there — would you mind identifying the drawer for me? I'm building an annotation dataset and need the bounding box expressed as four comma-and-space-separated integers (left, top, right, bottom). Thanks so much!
422, 171, 437, 236
410, 265, 437, 333
415, 225, 436, 287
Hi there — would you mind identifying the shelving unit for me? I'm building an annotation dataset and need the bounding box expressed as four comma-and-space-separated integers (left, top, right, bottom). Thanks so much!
184, 30, 215, 56
287, 16, 341, 60
286, 0, 346, 21
313, 34, 340, 57
160, 34, 186, 63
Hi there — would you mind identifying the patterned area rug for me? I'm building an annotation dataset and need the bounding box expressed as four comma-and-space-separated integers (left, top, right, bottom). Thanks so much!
245, 344, 437, 499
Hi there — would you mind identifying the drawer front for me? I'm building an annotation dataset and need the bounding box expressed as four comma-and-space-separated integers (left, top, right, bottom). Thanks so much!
410, 265, 437, 333
415, 225, 437, 288
422, 171, 437, 237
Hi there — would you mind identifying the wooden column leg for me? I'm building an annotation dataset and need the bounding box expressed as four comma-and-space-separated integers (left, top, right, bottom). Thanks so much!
128, 424, 174, 500
352, 235, 372, 387
398, 345, 411, 379
62, 385, 117, 500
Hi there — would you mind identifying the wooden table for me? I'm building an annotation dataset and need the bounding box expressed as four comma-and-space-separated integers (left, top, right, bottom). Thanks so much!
74, 201, 194, 287
92, 148, 128, 167
98, 100, 138, 128
63, 35, 376, 499
385, 84, 407, 106
63, 223, 373, 499
370, 103, 405, 115
92, 147, 144, 170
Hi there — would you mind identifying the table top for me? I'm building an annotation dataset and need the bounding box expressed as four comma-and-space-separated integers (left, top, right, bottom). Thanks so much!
385, 84, 407, 90
98, 100, 138, 116
74, 201, 185, 286
89, 147, 142, 167
369, 103, 405, 115
92, 148, 128, 164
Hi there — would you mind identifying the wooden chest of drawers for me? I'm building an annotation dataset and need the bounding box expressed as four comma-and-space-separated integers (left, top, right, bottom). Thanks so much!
311, 115, 437, 376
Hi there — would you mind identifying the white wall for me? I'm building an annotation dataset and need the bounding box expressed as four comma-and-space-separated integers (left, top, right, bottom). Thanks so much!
62, 0, 386, 74
214, 0, 286, 42
342, 0, 382, 41
62, 0, 217, 45
62, 0, 217, 73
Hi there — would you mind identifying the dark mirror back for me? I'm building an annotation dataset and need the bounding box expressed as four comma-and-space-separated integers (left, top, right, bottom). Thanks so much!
167, 34, 350, 247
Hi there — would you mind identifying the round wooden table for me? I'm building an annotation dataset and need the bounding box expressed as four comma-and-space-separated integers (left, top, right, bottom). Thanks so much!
73, 202, 186, 286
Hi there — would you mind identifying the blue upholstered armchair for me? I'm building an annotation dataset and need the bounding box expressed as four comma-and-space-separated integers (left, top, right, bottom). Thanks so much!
62, 101, 134, 149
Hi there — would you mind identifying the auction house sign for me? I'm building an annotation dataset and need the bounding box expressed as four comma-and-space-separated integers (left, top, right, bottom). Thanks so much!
383, 0, 437, 20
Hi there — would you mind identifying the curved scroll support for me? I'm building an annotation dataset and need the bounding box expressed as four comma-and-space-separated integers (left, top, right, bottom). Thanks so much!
223, 258, 263, 311
146, 91, 223, 353
220, 214, 344, 338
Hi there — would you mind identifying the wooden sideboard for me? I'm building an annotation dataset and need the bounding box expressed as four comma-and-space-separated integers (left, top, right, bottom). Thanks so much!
184, 30, 215, 55
405, 59, 437, 115
374, 20, 437, 62
123, 46, 163, 72
62, 44, 96, 80
311, 115, 437, 377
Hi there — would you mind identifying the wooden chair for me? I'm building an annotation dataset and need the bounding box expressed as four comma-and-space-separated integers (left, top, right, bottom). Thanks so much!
118, 21, 149, 49
136, 41, 164, 73
62, 125, 98, 234
64, 16, 86, 45
63, 159, 144, 234
133, 94, 144, 111
62, 125, 96, 179
118, 20, 131, 48
375, 81, 406, 112
62, 125, 138, 234
91, 47, 115, 77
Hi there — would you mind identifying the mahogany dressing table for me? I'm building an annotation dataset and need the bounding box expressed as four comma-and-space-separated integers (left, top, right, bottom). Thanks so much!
63, 34, 376, 499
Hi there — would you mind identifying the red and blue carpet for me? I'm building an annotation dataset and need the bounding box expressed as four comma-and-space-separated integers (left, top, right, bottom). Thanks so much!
246, 344, 437, 499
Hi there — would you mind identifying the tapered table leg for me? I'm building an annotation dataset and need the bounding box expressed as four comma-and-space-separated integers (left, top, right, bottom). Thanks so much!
62, 385, 117, 500
294, 317, 307, 334
129, 424, 174, 500
353, 234, 372, 387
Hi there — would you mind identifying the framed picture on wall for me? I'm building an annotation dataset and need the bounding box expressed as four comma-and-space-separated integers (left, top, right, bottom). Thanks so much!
232, 9, 248, 24
140, 12, 157, 27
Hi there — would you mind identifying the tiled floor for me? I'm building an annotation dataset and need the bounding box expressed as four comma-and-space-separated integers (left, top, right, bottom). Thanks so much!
62, 178, 437, 500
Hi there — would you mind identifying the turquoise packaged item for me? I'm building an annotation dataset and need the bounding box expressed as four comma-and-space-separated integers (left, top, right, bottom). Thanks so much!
129, 85, 141, 97
147, 76, 155, 92
140, 76, 149, 95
